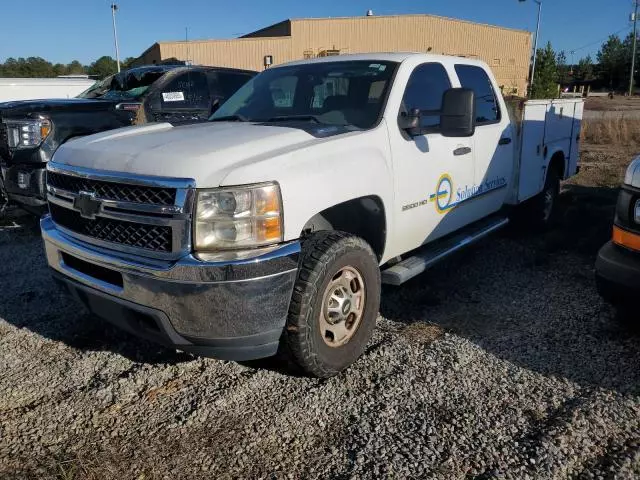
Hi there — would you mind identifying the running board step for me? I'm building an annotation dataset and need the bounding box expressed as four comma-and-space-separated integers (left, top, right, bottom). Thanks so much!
381, 216, 509, 286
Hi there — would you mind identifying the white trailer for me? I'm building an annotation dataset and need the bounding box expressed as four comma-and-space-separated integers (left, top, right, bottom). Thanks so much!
0, 77, 95, 102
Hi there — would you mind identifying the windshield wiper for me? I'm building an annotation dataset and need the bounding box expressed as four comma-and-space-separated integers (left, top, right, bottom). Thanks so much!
210, 114, 249, 122
264, 115, 321, 124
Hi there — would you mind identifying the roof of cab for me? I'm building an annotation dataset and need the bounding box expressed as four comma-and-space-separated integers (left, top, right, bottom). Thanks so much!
276, 52, 489, 69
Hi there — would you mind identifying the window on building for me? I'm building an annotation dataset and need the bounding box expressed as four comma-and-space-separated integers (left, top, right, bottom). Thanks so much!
455, 64, 501, 124
400, 63, 451, 129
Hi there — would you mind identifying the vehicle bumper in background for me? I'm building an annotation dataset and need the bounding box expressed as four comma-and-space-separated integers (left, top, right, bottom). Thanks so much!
41, 215, 300, 360
595, 241, 640, 312
1, 162, 47, 211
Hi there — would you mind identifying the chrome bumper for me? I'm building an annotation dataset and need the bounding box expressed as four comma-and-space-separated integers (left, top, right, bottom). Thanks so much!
41, 215, 300, 360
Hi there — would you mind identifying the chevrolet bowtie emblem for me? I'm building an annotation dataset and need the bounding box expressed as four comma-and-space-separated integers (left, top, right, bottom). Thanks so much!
73, 191, 101, 219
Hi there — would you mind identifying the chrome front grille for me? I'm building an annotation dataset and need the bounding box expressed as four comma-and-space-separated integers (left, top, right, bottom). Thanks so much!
47, 171, 177, 206
46, 163, 195, 259
49, 203, 173, 252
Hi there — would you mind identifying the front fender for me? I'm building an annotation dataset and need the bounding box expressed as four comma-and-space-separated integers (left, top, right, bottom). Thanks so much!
220, 125, 395, 249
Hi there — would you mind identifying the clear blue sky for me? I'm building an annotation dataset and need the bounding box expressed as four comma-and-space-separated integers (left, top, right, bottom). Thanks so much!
0, 0, 634, 65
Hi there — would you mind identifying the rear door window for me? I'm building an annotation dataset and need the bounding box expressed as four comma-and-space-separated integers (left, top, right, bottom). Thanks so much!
400, 63, 451, 129
454, 65, 501, 124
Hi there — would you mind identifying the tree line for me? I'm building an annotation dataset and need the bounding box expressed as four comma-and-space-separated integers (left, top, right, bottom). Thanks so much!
532, 31, 640, 98
0, 56, 138, 79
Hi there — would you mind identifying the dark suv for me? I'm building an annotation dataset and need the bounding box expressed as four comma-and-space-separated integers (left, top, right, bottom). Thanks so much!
596, 157, 640, 321
0, 65, 255, 214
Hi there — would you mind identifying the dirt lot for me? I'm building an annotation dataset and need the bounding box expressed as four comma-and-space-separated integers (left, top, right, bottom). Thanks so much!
585, 96, 640, 112
1, 142, 639, 477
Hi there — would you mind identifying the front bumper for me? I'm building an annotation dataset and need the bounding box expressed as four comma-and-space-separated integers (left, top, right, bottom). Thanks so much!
1, 162, 47, 210
41, 215, 300, 360
595, 241, 640, 312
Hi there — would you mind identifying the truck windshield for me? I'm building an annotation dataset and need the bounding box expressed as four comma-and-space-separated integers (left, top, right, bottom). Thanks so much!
210, 60, 398, 130
77, 68, 168, 101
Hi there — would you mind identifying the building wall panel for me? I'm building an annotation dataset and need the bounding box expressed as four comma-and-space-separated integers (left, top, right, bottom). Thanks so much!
150, 14, 531, 95
290, 16, 531, 94
159, 37, 293, 72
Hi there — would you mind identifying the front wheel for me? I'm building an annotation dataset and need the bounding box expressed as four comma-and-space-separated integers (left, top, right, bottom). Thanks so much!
284, 231, 381, 378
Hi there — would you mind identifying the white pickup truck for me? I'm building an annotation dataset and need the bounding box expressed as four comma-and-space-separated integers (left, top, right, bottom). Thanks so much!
41, 53, 584, 377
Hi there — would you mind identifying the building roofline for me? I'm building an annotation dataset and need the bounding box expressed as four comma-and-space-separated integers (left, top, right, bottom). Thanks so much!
139, 42, 160, 57
155, 35, 291, 46
240, 19, 291, 38
287, 13, 530, 35
148, 12, 530, 49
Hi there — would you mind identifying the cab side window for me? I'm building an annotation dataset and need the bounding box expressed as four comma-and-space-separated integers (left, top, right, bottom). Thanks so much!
207, 71, 255, 100
160, 71, 209, 111
454, 65, 500, 125
400, 63, 451, 130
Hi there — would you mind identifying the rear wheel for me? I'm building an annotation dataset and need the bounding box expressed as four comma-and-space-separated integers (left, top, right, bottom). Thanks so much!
284, 231, 381, 378
513, 165, 560, 231
535, 166, 560, 228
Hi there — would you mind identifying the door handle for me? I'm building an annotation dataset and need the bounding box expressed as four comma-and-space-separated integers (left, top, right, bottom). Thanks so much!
498, 137, 512, 145
453, 146, 472, 156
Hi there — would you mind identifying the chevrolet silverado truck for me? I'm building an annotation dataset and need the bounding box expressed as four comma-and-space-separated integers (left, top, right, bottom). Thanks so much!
0, 65, 255, 214
41, 53, 584, 377
595, 157, 640, 323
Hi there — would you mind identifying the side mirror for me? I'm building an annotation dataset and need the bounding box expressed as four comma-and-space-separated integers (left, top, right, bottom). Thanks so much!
210, 98, 221, 115
398, 108, 422, 136
440, 88, 475, 137
145, 92, 162, 113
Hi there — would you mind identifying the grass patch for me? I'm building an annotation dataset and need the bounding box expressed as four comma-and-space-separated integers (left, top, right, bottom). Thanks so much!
581, 117, 640, 145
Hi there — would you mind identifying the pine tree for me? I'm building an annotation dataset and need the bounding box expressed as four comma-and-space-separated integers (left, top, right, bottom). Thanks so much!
531, 42, 558, 99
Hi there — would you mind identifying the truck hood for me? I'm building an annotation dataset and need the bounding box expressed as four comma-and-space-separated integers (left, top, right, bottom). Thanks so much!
51, 121, 337, 186
0, 98, 116, 116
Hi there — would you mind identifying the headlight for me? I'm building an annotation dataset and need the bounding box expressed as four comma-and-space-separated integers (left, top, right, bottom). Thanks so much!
194, 183, 283, 251
624, 157, 640, 186
4, 117, 52, 149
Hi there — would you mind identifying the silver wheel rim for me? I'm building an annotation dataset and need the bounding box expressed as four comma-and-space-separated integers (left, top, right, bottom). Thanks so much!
543, 188, 554, 221
319, 266, 366, 347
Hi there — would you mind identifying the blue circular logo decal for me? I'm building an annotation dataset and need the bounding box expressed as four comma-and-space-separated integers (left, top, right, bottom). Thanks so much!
435, 174, 454, 213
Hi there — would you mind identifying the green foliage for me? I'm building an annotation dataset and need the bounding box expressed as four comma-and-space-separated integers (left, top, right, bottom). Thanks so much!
87, 56, 118, 79
556, 50, 571, 86
0, 57, 88, 77
575, 55, 595, 82
597, 35, 627, 89
0, 55, 144, 79
122, 57, 138, 70
531, 42, 558, 99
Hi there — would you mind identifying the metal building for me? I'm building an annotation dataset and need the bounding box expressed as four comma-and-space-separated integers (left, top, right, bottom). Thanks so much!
136, 14, 532, 95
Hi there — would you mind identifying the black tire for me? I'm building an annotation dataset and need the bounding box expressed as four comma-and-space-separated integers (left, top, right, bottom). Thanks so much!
532, 165, 560, 229
512, 165, 560, 231
284, 231, 381, 378
615, 305, 638, 332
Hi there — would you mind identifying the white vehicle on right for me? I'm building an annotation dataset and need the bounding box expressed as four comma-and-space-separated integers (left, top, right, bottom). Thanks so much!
42, 53, 583, 376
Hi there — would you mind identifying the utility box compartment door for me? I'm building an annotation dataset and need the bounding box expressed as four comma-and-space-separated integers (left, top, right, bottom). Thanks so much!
517, 102, 547, 202
567, 101, 584, 177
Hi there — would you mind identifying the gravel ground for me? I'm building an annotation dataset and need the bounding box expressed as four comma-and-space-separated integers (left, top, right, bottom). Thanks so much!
1, 147, 640, 479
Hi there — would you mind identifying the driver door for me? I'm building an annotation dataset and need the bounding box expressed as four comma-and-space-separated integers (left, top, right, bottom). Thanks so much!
388, 62, 476, 256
